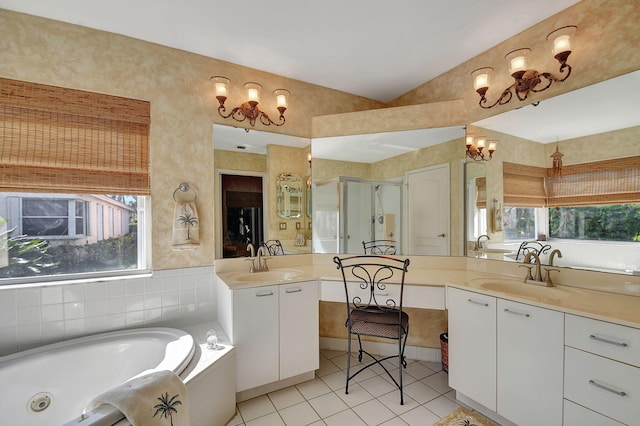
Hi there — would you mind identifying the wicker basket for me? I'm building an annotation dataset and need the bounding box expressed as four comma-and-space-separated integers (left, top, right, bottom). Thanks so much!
440, 332, 449, 373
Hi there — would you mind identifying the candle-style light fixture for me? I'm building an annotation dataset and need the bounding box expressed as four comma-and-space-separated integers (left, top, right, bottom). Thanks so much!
472, 26, 577, 109
466, 133, 497, 161
211, 76, 290, 129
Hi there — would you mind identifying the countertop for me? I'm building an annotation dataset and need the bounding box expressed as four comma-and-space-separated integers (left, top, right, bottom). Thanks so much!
215, 254, 640, 329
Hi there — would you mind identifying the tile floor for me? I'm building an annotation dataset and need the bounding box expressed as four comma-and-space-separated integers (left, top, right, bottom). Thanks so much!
226, 349, 465, 425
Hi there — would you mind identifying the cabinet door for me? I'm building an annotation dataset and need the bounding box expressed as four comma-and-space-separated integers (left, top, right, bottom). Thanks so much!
447, 287, 497, 411
497, 299, 564, 426
279, 281, 319, 379
233, 285, 279, 392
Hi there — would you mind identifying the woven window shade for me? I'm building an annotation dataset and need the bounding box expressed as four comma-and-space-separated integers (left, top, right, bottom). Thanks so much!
475, 177, 487, 209
0, 78, 150, 195
503, 162, 547, 207
546, 156, 640, 207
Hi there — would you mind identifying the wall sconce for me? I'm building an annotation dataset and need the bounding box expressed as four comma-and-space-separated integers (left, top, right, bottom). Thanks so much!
472, 25, 577, 109
466, 134, 497, 161
211, 76, 290, 128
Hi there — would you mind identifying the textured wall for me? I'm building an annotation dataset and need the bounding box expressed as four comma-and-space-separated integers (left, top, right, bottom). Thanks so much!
0, 9, 382, 270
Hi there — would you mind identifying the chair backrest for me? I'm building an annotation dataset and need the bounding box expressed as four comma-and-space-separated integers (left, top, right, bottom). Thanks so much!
261, 239, 285, 255
333, 255, 410, 314
516, 240, 552, 261
362, 239, 397, 255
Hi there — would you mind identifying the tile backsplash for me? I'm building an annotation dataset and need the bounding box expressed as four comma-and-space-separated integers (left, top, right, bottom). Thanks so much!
0, 266, 216, 356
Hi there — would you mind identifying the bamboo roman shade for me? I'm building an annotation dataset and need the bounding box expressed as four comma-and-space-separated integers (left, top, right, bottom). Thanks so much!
0, 78, 150, 195
475, 177, 487, 209
546, 156, 640, 207
503, 162, 547, 207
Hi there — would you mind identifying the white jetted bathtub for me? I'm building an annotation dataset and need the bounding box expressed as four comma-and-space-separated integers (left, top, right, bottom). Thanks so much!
0, 328, 195, 426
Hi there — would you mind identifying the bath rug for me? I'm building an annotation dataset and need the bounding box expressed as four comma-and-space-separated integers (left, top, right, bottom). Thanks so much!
433, 406, 499, 426
87, 370, 190, 426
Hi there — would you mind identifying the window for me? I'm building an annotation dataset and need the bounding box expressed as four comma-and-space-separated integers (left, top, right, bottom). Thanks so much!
549, 204, 640, 241
0, 78, 150, 283
20, 198, 89, 237
0, 193, 146, 280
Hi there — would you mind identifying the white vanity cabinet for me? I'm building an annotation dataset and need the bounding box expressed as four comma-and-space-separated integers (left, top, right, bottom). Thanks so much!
218, 280, 319, 392
446, 287, 564, 426
564, 314, 640, 426
447, 287, 497, 411
496, 299, 564, 426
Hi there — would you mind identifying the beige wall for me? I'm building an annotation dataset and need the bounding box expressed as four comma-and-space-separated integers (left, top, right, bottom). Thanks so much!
0, 9, 382, 270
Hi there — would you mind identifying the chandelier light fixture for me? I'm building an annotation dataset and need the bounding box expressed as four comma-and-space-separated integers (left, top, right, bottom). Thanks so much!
466, 134, 497, 161
211, 76, 290, 129
471, 25, 577, 109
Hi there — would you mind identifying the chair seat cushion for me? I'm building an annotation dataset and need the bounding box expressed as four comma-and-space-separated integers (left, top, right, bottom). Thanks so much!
349, 307, 408, 339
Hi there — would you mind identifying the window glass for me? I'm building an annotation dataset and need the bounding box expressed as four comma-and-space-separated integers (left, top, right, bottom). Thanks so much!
0, 193, 146, 281
549, 204, 640, 241
503, 207, 537, 241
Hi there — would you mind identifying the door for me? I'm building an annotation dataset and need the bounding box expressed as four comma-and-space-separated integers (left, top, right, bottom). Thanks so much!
406, 163, 450, 255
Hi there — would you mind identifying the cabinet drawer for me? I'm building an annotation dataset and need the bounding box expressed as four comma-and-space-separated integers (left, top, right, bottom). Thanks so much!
565, 314, 640, 367
563, 399, 624, 426
565, 346, 640, 425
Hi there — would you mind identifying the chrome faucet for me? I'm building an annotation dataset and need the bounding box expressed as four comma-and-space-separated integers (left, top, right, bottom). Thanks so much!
247, 243, 255, 257
474, 234, 490, 251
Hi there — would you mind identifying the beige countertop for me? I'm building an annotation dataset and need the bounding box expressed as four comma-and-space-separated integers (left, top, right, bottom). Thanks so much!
215, 254, 640, 329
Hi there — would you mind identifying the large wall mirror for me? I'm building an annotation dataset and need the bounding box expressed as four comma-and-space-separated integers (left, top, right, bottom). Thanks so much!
213, 124, 310, 258
311, 126, 465, 256
465, 70, 640, 275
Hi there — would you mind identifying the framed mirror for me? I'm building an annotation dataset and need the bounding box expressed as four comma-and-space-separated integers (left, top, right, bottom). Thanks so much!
276, 173, 303, 219
465, 70, 640, 275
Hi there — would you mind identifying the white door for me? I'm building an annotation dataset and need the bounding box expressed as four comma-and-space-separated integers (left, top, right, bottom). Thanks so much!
406, 164, 450, 255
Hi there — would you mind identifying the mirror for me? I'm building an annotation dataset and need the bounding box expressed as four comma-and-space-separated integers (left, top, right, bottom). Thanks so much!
311, 126, 466, 255
465, 70, 640, 274
213, 124, 311, 258
276, 173, 303, 219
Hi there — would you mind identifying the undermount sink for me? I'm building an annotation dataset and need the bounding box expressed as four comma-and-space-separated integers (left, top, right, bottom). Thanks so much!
469, 278, 585, 301
227, 269, 304, 283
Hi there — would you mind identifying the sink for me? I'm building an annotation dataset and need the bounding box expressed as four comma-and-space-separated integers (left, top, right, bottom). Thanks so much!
226, 269, 304, 283
469, 278, 585, 301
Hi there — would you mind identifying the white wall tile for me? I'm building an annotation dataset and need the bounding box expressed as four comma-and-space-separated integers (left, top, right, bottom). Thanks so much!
125, 295, 144, 312
85, 282, 107, 301
41, 286, 63, 305
63, 284, 85, 303
0, 289, 16, 310
41, 304, 64, 322
144, 293, 162, 310
106, 297, 126, 314
17, 306, 41, 325
85, 299, 107, 317
0, 308, 17, 327
17, 288, 41, 307
64, 319, 85, 337
64, 302, 85, 320
106, 281, 125, 298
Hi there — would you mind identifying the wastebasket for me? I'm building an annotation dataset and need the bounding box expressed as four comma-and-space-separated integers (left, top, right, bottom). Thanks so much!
440, 332, 448, 373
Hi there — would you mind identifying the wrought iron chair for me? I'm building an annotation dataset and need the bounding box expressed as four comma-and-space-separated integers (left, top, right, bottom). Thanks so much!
261, 239, 285, 255
362, 239, 397, 255
516, 240, 552, 261
333, 254, 410, 404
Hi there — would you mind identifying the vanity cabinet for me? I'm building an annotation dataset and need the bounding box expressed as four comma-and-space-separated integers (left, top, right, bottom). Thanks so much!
447, 287, 497, 411
447, 287, 564, 426
564, 314, 640, 426
219, 280, 319, 392
496, 299, 564, 426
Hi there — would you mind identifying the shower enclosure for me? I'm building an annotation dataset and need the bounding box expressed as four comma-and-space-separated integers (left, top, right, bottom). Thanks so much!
312, 177, 402, 254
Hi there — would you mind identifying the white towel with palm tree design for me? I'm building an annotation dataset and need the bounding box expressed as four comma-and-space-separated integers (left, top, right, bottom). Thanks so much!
172, 200, 200, 248
87, 370, 190, 426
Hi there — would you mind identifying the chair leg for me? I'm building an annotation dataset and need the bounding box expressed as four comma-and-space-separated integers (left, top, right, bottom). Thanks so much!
346, 327, 352, 395
398, 337, 404, 405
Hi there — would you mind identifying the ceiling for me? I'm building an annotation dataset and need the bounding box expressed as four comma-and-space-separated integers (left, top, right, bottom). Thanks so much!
0, 0, 580, 102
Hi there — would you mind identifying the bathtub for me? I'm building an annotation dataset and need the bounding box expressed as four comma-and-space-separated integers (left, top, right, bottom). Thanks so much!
0, 327, 195, 426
